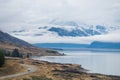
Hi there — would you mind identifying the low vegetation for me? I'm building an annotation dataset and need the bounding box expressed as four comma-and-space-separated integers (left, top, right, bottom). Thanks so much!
31, 76, 52, 80
1, 58, 120, 80
0, 49, 5, 67
0, 48, 32, 58
12, 48, 20, 57
46, 50, 58, 53
0, 58, 26, 76
23, 76, 52, 80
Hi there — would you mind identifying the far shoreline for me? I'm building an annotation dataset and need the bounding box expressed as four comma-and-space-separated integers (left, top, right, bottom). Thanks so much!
52, 48, 120, 52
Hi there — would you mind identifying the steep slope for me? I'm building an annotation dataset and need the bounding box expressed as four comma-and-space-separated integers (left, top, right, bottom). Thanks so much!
0, 30, 62, 56
0, 30, 32, 47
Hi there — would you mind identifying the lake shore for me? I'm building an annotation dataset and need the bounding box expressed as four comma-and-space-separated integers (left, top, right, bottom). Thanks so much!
0, 58, 120, 80
53, 48, 120, 52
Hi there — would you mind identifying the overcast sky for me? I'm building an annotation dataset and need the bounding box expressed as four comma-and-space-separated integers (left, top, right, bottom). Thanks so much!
0, 0, 120, 31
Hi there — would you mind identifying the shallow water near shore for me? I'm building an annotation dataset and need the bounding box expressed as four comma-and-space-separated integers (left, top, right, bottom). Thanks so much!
32, 50, 120, 76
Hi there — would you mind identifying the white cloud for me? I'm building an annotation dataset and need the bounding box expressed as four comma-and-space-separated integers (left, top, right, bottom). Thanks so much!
12, 29, 120, 44
0, 0, 120, 43
0, 0, 120, 31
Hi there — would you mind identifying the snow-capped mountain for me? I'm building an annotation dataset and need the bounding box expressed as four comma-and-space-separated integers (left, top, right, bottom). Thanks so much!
10, 20, 120, 37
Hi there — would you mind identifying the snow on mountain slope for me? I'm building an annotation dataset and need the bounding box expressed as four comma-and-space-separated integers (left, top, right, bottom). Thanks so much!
8, 20, 120, 44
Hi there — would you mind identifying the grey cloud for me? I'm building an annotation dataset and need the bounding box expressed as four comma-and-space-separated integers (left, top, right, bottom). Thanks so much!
0, 0, 120, 31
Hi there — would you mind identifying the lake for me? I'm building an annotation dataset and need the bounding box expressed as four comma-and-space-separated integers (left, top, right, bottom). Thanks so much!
32, 50, 120, 76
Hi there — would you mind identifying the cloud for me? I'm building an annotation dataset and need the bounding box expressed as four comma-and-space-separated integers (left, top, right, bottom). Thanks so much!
0, 0, 120, 44
12, 29, 120, 44
0, 0, 120, 31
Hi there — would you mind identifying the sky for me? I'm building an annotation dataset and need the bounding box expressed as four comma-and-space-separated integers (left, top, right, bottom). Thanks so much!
0, 0, 120, 31
0, 0, 120, 43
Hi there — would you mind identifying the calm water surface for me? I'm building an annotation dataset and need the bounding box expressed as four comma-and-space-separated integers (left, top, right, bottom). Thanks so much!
32, 50, 120, 76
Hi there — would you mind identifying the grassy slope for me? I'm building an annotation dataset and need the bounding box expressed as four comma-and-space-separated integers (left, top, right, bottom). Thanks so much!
0, 42, 62, 56
0, 58, 26, 77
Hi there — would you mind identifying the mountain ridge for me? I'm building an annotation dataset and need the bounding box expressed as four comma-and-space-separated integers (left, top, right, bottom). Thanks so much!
9, 20, 120, 38
0, 30, 33, 47
34, 41, 120, 50
34, 43, 89, 48
89, 41, 120, 49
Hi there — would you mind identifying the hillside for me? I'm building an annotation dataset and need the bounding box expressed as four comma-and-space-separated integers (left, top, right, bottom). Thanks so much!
0, 30, 62, 56
89, 41, 120, 49
0, 30, 32, 47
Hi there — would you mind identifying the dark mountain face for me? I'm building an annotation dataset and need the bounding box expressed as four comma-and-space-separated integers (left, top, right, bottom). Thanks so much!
0, 30, 33, 47
34, 43, 89, 48
48, 27, 102, 37
89, 41, 120, 49
48, 27, 88, 37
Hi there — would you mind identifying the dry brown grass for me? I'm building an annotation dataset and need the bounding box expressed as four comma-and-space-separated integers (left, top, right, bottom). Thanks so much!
0, 42, 62, 56
1, 58, 120, 80
0, 58, 26, 77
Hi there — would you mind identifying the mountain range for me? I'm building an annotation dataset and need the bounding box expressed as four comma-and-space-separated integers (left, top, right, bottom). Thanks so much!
3, 19, 120, 50
9, 20, 120, 37
34, 42, 120, 50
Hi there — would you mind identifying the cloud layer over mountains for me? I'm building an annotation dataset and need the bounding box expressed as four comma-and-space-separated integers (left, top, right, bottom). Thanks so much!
12, 27, 120, 44
0, 0, 120, 44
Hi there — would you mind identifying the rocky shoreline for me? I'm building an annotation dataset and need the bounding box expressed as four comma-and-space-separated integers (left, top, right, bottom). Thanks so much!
32, 60, 120, 80
19, 58, 120, 80
1, 58, 120, 80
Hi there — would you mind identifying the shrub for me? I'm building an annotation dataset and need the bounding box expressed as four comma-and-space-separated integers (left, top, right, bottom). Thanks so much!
12, 48, 20, 57
0, 49, 5, 67
5, 51, 11, 57
26, 53, 32, 58
46, 50, 58, 53
23, 78, 30, 80
31, 76, 52, 80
